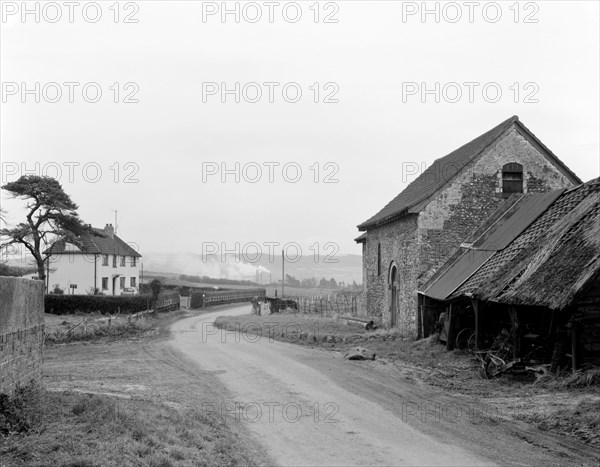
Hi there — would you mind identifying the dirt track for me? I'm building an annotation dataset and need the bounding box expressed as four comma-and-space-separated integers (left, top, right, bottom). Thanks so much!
169, 305, 600, 466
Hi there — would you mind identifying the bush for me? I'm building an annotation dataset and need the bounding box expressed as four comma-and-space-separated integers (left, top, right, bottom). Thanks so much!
190, 291, 205, 309
0, 382, 43, 436
45, 294, 153, 315
150, 279, 162, 298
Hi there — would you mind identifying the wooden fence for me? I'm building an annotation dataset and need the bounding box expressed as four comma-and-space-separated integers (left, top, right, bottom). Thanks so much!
190, 288, 266, 309
285, 293, 363, 318
154, 291, 180, 312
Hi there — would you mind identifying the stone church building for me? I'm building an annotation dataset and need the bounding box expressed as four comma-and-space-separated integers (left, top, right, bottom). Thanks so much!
355, 116, 581, 336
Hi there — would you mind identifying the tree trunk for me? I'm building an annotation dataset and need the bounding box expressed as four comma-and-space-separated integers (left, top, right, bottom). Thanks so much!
36, 256, 46, 283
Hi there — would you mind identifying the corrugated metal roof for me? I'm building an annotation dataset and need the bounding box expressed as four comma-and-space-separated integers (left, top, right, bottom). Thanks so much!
473, 190, 565, 250
452, 178, 600, 309
421, 249, 494, 301
420, 191, 563, 301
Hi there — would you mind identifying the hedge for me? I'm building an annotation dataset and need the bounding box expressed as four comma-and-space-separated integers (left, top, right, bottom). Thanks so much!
45, 294, 153, 315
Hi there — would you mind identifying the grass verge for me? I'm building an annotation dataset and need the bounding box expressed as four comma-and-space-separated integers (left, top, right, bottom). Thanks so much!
0, 382, 258, 467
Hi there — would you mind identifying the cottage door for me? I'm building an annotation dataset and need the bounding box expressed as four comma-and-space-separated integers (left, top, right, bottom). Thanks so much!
390, 266, 398, 327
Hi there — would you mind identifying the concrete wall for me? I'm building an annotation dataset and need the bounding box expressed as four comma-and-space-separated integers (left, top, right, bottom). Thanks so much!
362, 125, 577, 333
0, 277, 45, 394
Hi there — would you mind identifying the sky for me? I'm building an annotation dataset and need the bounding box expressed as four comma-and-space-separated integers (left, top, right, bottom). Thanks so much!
1, 1, 599, 270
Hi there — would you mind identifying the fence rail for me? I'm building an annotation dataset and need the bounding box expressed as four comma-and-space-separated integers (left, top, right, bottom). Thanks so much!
154, 292, 180, 312
285, 293, 363, 318
190, 288, 266, 309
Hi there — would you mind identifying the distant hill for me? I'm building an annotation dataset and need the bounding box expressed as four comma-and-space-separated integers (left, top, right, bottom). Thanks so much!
142, 252, 362, 285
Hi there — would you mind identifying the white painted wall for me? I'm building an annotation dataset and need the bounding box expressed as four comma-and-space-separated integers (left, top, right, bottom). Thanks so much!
47, 243, 140, 295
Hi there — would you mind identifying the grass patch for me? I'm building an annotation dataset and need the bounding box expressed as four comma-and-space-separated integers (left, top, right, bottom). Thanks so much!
214, 312, 372, 346
553, 368, 600, 388
518, 396, 600, 446
43, 311, 171, 345
214, 312, 445, 361
0, 384, 259, 467
44, 319, 154, 345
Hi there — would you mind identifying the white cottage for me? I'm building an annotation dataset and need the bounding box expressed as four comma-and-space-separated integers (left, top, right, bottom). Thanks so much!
45, 224, 142, 295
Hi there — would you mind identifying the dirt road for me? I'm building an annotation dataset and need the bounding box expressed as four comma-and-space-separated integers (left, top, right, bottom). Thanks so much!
169, 305, 600, 467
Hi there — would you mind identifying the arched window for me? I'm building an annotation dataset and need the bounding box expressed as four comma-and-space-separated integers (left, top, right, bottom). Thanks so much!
377, 243, 381, 276
502, 162, 523, 194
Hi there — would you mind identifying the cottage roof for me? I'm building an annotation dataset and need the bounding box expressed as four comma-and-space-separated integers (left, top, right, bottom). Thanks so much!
45, 227, 142, 258
357, 116, 581, 230
421, 178, 600, 310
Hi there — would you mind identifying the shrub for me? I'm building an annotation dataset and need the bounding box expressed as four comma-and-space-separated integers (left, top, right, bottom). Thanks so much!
190, 291, 205, 309
150, 279, 162, 299
0, 382, 43, 436
45, 294, 153, 315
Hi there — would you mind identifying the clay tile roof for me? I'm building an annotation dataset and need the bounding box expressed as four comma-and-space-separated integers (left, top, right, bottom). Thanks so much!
46, 228, 141, 258
357, 116, 581, 231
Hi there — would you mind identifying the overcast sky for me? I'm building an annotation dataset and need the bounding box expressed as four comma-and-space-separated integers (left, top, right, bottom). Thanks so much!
1, 1, 599, 262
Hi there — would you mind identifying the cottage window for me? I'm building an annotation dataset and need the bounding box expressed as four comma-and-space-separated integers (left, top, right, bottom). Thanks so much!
102, 255, 109, 266
130, 277, 136, 287
377, 243, 382, 276
119, 277, 125, 289
120, 255, 126, 267
113, 255, 117, 267
131, 257, 137, 267
502, 163, 524, 194
102, 277, 108, 290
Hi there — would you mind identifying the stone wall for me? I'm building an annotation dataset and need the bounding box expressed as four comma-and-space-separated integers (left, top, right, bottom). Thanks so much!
0, 277, 45, 394
364, 215, 419, 334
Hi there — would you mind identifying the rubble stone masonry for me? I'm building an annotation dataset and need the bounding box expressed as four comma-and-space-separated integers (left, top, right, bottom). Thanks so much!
0, 277, 45, 394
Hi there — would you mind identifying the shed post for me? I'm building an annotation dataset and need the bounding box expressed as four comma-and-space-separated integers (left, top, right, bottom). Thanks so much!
508, 307, 519, 360
417, 294, 423, 340
571, 317, 579, 374
446, 303, 455, 351
472, 299, 480, 350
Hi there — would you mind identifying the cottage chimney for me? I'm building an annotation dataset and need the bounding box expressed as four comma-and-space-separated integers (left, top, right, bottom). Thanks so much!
104, 223, 114, 238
